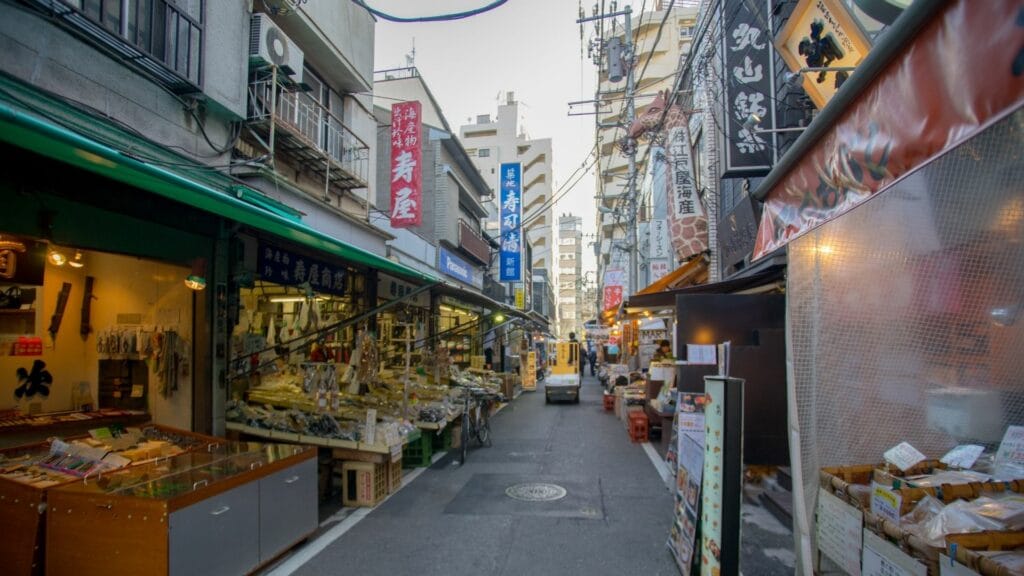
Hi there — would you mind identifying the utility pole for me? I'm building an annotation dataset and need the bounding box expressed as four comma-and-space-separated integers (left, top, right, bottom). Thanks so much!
578, 5, 637, 298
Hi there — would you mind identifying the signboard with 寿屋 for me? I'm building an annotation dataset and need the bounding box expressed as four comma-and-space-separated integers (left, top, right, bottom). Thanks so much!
498, 163, 523, 282
258, 243, 347, 297
390, 101, 423, 228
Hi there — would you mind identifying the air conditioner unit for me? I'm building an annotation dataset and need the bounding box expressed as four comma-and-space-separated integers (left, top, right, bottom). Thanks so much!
249, 13, 304, 84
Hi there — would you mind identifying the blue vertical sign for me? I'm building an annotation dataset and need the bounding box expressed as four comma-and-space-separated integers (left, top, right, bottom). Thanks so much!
499, 162, 522, 282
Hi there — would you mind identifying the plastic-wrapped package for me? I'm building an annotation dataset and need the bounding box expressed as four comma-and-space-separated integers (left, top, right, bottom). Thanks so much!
902, 496, 1005, 548
906, 469, 991, 487
971, 493, 1024, 530
975, 550, 1024, 576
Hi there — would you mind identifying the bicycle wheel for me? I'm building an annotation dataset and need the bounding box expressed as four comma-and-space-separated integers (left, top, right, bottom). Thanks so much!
479, 404, 492, 447
460, 412, 470, 465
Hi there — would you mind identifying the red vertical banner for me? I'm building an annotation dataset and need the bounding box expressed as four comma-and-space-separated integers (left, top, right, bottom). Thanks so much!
390, 101, 422, 228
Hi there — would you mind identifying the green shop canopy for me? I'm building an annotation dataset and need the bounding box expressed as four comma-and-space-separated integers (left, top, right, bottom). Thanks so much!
0, 73, 438, 284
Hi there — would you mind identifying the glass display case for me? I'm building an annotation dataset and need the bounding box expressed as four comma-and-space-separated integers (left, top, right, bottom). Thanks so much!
0, 425, 220, 576
46, 441, 316, 576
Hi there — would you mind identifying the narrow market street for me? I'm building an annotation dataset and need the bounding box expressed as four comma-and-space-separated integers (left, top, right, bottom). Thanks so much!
262, 375, 794, 576
279, 375, 677, 576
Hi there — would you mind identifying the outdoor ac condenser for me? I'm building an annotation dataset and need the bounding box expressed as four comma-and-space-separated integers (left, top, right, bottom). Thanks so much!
249, 13, 305, 84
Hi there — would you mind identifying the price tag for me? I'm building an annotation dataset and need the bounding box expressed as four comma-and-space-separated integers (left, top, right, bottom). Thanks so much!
390, 443, 402, 463
817, 488, 864, 576
870, 482, 903, 524
996, 425, 1024, 465
941, 444, 984, 469
863, 529, 926, 575
364, 409, 377, 446
939, 554, 980, 575
884, 442, 926, 472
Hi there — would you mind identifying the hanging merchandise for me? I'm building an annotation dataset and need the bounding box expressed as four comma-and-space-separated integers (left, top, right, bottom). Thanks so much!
80, 276, 94, 338
48, 282, 72, 344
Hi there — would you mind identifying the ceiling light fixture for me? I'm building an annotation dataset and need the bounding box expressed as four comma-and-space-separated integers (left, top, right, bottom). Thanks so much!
68, 250, 85, 268
184, 258, 207, 291
47, 248, 67, 266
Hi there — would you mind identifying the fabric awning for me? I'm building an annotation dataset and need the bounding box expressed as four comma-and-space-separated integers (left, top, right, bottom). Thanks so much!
636, 256, 708, 296
0, 73, 437, 284
625, 255, 786, 312
433, 282, 529, 320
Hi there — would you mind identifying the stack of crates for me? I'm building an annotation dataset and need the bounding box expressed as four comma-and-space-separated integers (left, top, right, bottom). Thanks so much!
341, 461, 389, 508
432, 426, 453, 452
402, 431, 433, 468
387, 457, 403, 493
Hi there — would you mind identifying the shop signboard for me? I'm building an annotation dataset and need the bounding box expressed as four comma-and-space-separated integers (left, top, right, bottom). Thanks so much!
648, 219, 670, 260
774, 0, 872, 110
0, 236, 45, 285
649, 260, 670, 284
389, 101, 422, 228
754, 0, 1024, 260
498, 163, 523, 282
438, 247, 473, 285
379, 273, 429, 308
514, 284, 526, 310
666, 126, 709, 261
722, 0, 776, 175
602, 268, 625, 312
258, 243, 347, 297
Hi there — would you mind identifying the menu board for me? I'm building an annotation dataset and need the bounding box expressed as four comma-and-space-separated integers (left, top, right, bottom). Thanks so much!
668, 393, 706, 575
817, 487, 864, 576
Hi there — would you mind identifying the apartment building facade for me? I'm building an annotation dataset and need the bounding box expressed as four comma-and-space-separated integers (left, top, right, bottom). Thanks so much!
557, 214, 583, 338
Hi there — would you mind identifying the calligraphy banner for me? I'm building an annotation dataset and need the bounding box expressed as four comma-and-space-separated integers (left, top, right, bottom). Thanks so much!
390, 101, 422, 228
722, 0, 775, 175
499, 162, 523, 282
753, 0, 1024, 259
602, 268, 625, 312
666, 126, 709, 261
258, 243, 347, 297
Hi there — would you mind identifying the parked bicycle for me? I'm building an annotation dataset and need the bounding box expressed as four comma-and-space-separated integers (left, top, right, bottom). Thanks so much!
455, 384, 501, 465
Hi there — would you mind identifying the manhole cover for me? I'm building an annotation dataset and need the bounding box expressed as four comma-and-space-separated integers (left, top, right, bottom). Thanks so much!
505, 483, 567, 502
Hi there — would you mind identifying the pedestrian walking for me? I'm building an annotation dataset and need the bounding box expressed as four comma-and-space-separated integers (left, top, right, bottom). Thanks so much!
588, 347, 597, 376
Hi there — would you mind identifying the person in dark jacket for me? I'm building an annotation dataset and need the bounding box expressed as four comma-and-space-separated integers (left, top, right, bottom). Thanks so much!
588, 347, 597, 376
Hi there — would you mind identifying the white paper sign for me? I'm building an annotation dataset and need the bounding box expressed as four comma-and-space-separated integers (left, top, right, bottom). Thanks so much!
817, 488, 864, 576
365, 409, 377, 446
884, 442, 927, 471
390, 443, 402, 463
686, 344, 717, 365
996, 425, 1024, 465
941, 444, 985, 469
862, 528, 927, 576
870, 482, 903, 525
938, 554, 981, 575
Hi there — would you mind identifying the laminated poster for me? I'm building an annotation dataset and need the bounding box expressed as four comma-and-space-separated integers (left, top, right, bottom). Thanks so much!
816, 487, 864, 576
862, 528, 927, 576
668, 392, 705, 576
701, 381, 724, 576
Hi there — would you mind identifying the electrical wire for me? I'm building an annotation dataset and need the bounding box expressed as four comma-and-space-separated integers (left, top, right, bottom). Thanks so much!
351, 0, 509, 23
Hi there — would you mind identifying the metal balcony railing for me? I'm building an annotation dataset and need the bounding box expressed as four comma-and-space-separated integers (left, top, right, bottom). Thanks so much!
247, 76, 369, 189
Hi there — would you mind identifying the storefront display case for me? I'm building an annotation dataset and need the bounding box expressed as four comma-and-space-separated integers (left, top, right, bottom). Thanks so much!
46, 441, 316, 576
0, 424, 220, 576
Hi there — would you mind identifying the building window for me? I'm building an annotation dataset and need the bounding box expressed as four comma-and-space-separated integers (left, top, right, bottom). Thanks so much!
57, 0, 204, 89
478, 148, 490, 158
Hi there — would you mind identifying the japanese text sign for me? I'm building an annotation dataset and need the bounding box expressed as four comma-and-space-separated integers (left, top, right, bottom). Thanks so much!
258, 243, 347, 297
666, 126, 709, 260
722, 0, 775, 175
390, 101, 422, 228
499, 162, 523, 282
602, 268, 625, 312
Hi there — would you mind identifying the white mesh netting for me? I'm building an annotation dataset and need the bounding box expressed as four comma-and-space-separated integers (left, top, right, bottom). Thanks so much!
787, 108, 1024, 566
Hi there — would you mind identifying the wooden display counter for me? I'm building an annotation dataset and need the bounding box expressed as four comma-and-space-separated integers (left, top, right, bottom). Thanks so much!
46, 442, 316, 576
0, 425, 219, 576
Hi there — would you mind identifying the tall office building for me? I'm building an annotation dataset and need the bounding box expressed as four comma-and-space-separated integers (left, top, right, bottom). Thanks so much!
460, 93, 555, 276
557, 215, 583, 338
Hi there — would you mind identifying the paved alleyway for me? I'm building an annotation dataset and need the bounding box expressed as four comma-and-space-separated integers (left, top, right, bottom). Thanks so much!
288, 375, 679, 576
266, 375, 795, 576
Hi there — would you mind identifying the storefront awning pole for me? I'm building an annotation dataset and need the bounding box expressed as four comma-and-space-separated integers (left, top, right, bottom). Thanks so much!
229, 281, 440, 378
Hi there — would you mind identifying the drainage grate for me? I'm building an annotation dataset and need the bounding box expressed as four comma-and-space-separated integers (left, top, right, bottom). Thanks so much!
504, 483, 567, 502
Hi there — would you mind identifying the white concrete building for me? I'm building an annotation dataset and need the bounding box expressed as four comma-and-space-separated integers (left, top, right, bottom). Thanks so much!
557, 215, 584, 338
460, 93, 555, 275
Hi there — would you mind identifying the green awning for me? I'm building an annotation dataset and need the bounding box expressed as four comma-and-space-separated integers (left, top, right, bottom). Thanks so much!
0, 74, 438, 284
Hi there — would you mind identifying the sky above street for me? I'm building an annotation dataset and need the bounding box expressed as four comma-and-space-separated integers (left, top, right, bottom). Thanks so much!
372, 0, 628, 276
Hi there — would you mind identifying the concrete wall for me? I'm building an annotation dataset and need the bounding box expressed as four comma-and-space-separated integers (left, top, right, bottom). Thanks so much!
0, 3, 247, 165
277, 2, 375, 92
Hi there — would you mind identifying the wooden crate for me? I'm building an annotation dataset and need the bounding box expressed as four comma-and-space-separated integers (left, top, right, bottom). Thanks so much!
387, 459, 403, 494
947, 531, 1024, 576
341, 461, 388, 508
